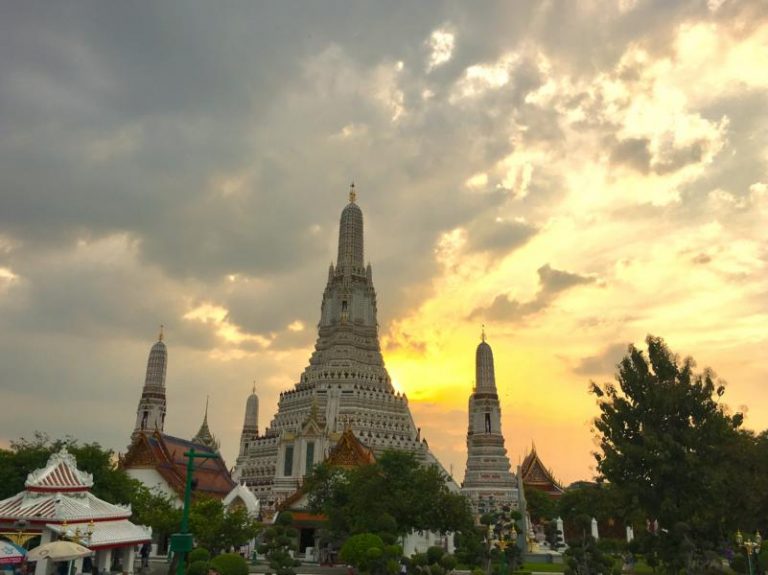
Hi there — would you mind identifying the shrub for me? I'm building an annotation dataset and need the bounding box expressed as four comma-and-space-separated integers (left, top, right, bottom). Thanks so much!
471, 569, 485, 575
340, 533, 385, 568
427, 547, 445, 565
189, 548, 211, 564
210, 553, 249, 575
440, 555, 457, 572
187, 561, 209, 575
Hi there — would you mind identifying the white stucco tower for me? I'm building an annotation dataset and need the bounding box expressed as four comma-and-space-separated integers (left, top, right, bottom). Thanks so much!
239, 385, 260, 456
132, 327, 168, 438
461, 331, 518, 514
234, 185, 453, 508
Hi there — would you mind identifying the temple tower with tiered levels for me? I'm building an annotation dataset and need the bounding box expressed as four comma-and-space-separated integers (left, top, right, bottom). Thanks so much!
234, 186, 452, 509
132, 328, 168, 438
461, 332, 518, 514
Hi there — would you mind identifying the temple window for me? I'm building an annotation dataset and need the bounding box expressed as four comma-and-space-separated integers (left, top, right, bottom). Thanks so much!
306, 441, 315, 472
141, 411, 148, 429
485, 413, 491, 433
284, 446, 294, 476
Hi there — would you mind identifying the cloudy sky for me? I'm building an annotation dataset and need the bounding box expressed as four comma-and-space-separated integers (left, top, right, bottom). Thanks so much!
0, 1, 766, 485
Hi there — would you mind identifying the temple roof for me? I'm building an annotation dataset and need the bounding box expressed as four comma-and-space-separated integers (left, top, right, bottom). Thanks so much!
46, 520, 150, 550
325, 428, 375, 469
223, 484, 260, 517
191, 398, 220, 452
520, 445, 565, 496
121, 431, 235, 498
24, 449, 93, 492
0, 449, 132, 525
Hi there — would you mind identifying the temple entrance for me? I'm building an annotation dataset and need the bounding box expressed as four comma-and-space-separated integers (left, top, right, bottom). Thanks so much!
299, 527, 315, 553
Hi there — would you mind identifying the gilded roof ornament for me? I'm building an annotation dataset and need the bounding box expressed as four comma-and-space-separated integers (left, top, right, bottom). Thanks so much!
349, 182, 356, 204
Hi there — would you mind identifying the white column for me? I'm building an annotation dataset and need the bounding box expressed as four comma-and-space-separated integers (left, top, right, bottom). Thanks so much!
73, 558, 84, 575
626, 525, 634, 542
34, 531, 53, 575
590, 517, 599, 540
96, 549, 112, 575
556, 517, 565, 547
122, 546, 136, 575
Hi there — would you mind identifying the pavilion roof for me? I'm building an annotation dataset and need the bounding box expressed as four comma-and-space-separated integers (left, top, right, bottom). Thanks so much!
0, 449, 133, 525
24, 449, 93, 493
46, 520, 150, 550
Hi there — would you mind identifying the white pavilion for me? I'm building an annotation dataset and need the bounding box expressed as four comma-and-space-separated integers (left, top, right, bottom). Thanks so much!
0, 449, 150, 575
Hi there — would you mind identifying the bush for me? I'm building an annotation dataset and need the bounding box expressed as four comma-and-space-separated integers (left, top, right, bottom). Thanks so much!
471, 568, 485, 575
189, 549, 211, 564
427, 547, 445, 565
210, 553, 249, 575
187, 561, 209, 575
440, 555, 457, 572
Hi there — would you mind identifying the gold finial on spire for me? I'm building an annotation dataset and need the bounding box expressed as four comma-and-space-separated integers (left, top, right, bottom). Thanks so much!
349, 181, 356, 204
204, 395, 209, 420
481, 324, 486, 343
159, 324, 164, 341
252, 380, 256, 395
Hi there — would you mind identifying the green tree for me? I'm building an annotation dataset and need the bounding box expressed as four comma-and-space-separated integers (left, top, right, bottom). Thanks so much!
130, 484, 182, 546
305, 450, 473, 540
258, 512, 299, 575
590, 335, 751, 570
524, 486, 557, 523
188, 497, 260, 555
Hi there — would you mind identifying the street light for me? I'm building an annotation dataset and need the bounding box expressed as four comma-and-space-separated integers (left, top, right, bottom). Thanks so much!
735, 529, 762, 575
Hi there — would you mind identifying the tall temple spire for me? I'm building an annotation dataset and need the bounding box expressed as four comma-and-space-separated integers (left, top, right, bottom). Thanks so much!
192, 396, 220, 452
132, 328, 168, 438
239, 384, 260, 456
475, 332, 497, 393
336, 183, 364, 273
462, 334, 517, 514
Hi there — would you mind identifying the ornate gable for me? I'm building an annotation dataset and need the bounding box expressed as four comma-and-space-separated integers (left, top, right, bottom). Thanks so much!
325, 428, 375, 469
521, 446, 564, 496
25, 448, 93, 492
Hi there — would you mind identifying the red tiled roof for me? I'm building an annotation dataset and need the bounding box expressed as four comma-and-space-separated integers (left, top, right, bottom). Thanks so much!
24, 450, 93, 493
122, 431, 235, 498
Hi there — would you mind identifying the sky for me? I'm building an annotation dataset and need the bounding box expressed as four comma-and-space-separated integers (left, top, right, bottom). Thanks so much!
0, 1, 766, 486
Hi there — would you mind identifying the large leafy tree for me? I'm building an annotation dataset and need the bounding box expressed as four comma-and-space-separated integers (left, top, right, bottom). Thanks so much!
590, 336, 753, 560
0, 433, 138, 504
304, 450, 473, 540
189, 496, 260, 554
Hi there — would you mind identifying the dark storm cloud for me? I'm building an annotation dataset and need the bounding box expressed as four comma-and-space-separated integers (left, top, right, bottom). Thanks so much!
467, 218, 538, 256
1, 0, 763, 463
470, 264, 595, 322
573, 343, 628, 376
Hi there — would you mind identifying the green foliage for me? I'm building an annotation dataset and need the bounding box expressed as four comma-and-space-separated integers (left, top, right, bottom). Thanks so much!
340, 533, 385, 568
590, 335, 761, 568
258, 512, 299, 575
340, 533, 403, 575
186, 560, 210, 575
525, 486, 557, 523
0, 433, 139, 504
188, 549, 211, 564
470, 569, 485, 575
130, 484, 182, 543
563, 536, 614, 575
304, 451, 473, 540
210, 553, 249, 575
188, 497, 260, 555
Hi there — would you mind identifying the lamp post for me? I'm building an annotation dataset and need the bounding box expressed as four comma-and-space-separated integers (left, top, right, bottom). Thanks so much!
169, 448, 220, 575
736, 530, 762, 575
